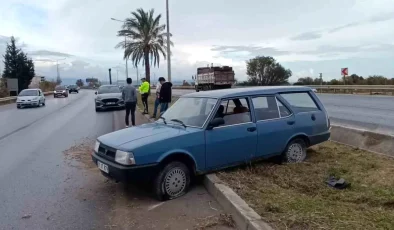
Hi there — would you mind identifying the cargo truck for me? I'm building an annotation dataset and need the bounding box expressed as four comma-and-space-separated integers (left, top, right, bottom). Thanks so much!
193, 65, 235, 92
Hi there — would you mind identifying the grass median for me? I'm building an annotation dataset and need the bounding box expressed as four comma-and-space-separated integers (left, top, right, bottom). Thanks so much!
136, 94, 178, 119
218, 141, 394, 230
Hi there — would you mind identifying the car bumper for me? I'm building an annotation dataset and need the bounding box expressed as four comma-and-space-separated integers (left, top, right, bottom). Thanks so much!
91, 152, 158, 182
54, 93, 67, 96
17, 101, 39, 106
309, 130, 331, 146
95, 101, 125, 109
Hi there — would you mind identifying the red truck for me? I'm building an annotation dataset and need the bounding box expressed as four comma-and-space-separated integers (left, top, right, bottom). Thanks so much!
193, 65, 235, 92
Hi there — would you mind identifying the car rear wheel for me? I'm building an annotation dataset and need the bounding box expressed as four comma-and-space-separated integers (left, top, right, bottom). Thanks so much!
283, 138, 307, 163
154, 161, 190, 201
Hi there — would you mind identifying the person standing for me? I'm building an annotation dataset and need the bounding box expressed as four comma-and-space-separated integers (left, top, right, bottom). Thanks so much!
139, 78, 150, 114
159, 77, 172, 112
122, 78, 137, 127
152, 80, 162, 119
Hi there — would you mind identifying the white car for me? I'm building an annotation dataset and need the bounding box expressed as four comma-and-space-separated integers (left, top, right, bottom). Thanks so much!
16, 89, 46, 109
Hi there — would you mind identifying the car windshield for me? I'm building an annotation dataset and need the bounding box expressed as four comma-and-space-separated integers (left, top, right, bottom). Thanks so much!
98, 86, 121, 94
69, 85, 77, 89
160, 97, 218, 128
19, 90, 38, 96
55, 86, 65, 90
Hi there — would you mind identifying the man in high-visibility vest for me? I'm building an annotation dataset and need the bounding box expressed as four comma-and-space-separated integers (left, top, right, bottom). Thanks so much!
139, 78, 150, 114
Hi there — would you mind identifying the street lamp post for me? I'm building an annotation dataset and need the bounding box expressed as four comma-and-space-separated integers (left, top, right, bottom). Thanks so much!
111, 18, 129, 79
56, 58, 66, 83
166, 0, 172, 82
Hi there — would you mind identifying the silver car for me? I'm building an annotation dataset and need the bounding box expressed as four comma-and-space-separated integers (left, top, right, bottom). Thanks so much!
16, 89, 46, 109
95, 85, 125, 112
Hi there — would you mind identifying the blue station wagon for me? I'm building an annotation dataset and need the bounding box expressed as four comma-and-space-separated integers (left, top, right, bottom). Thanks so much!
92, 86, 331, 200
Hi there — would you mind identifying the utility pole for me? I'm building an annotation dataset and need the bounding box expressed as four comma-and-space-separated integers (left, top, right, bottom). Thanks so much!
166, 0, 172, 82
319, 73, 323, 93
108, 68, 112, 85
111, 18, 128, 79
136, 67, 139, 85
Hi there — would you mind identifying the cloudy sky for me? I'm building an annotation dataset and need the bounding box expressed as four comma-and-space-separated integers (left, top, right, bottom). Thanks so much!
1, 0, 394, 83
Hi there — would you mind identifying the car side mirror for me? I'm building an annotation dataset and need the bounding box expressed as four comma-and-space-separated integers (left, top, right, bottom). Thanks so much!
207, 117, 225, 130
95, 91, 97, 95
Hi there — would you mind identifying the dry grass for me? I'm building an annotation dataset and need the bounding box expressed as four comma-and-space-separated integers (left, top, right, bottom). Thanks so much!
137, 95, 178, 119
218, 141, 394, 230
194, 214, 235, 230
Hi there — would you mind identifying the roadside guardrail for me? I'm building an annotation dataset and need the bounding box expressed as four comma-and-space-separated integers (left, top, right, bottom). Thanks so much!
168, 85, 394, 95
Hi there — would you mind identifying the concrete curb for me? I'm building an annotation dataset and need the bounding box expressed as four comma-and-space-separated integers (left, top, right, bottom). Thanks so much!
204, 174, 273, 230
330, 125, 394, 157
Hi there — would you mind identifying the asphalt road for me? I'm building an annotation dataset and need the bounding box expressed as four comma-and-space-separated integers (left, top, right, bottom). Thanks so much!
0, 90, 233, 230
169, 89, 394, 136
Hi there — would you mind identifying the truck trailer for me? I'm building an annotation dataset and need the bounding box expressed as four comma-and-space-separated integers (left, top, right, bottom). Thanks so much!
193, 65, 235, 92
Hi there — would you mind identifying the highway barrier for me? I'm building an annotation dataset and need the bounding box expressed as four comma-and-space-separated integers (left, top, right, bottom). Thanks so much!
169, 85, 394, 95
0, 91, 54, 105
330, 125, 394, 157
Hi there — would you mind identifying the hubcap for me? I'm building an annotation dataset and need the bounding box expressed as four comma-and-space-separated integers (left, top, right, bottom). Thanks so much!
287, 143, 305, 163
164, 168, 186, 197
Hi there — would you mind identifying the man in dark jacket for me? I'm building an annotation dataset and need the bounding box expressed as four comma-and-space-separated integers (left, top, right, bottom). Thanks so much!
158, 77, 172, 112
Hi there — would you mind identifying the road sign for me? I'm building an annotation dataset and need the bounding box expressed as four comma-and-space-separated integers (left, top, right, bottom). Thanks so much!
341, 68, 348, 76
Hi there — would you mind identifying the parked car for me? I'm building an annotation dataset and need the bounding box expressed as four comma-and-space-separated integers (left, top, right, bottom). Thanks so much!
54, 86, 69, 98
92, 86, 331, 200
68, 85, 79, 94
16, 89, 46, 108
95, 85, 125, 112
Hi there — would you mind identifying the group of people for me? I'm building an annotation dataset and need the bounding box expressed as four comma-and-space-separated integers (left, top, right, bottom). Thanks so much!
121, 77, 172, 128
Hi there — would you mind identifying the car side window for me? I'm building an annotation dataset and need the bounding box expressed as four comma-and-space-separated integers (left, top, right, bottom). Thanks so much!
215, 98, 251, 126
280, 92, 319, 112
277, 99, 292, 117
252, 96, 279, 121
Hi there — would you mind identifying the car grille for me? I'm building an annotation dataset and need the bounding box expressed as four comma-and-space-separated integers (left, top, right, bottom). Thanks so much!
97, 143, 116, 160
102, 98, 119, 104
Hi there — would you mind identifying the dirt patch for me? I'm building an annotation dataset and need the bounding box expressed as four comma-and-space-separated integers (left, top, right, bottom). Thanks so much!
363, 131, 391, 146
63, 137, 96, 169
218, 141, 394, 230
194, 214, 235, 230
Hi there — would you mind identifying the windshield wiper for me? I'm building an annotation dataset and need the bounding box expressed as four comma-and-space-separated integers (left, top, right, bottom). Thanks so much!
158, 116, 167, 124
170, 119, 186, 128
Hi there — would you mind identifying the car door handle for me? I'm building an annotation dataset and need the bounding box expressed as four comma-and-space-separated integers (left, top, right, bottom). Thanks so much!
311, 114, 316, 121
247, 127, 256, 132
287, 120, 295, 125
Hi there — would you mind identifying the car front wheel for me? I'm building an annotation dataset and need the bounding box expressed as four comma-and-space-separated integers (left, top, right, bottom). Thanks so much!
154, 161, 190, 201
283, 138, 307, 163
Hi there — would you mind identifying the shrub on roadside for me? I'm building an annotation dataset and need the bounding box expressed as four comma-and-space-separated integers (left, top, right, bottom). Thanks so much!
39, 80, 57, 92
0, 78, 9, 98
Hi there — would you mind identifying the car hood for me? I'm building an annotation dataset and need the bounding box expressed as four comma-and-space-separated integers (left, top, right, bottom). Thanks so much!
96, 93, 122, 99
17, 96, 38, 101
98, 123, 190, 149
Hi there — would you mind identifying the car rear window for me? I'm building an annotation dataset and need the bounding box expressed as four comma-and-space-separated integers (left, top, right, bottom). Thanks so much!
280, 92, 319, 112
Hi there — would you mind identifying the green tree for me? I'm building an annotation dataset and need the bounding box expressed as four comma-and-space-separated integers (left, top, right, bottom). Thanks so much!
116, 8, 172, 82
246, 56, 292, 85
76, 79, 84, 87
2, 36, 35, 92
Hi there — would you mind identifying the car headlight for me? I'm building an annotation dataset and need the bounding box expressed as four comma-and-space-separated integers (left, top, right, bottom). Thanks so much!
62, 90, 66, 93
115, 150, 135, 165
53, 91, 56, 93
94, 141, 100, 153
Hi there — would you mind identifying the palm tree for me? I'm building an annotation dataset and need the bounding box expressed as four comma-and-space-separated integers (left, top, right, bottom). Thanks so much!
116, 8, 172, 82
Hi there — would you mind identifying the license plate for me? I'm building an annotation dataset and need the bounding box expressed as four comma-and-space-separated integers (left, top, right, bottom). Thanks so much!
106, 102, 115, 105
97, 161, 109, 173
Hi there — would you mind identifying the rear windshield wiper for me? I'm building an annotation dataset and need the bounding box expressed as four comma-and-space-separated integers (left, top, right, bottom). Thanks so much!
158, 116, 167, 124
170, 119, 186, 128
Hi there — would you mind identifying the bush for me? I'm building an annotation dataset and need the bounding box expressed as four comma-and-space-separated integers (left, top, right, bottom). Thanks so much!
39, 80, 57, 92
0, 78, 9, 98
